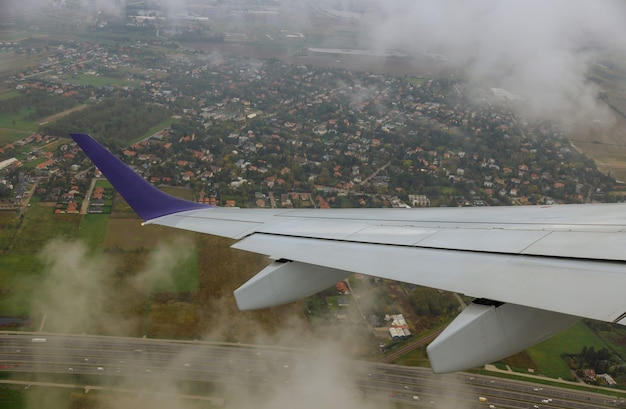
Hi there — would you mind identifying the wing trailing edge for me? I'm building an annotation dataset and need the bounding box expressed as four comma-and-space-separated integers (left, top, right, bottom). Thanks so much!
70, 133, 209, 220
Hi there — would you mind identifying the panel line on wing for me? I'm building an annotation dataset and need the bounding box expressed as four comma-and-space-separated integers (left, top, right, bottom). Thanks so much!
613, 311, 626, 324
518, 230, 556, 254
246, 231, 626, 264
273, 212, 626, 229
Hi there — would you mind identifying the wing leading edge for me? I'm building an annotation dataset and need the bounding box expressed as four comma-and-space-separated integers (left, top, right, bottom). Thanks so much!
71, 133, 626, 373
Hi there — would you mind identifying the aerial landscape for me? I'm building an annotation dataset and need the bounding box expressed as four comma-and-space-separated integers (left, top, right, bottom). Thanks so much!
2, 0, 626, 408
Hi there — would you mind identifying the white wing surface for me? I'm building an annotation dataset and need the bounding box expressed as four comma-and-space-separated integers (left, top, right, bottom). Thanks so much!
71, 133, 626, 373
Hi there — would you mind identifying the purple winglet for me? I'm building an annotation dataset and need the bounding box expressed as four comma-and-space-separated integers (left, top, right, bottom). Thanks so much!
70, 133, 210, 221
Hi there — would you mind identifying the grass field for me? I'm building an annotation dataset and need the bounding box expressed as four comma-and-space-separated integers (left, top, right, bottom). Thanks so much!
0, 252, 43, 316
0, 202, 81, 316
104, 219, 194, 249
136, 118, 179, 143
0, 386, 24, 409
0, 107, 40, 133
8, 203, 81, 253
0, 179, 296, 344
407, 77, 426, 87
0, 211, 20, 252
597, 324, 626, 358
64, 74, 139, 88
77, 214, 110, 250
0, 91, 20, 101
0, 51, 41, 78
0, 107, 38, 145
526, 321, 611, 380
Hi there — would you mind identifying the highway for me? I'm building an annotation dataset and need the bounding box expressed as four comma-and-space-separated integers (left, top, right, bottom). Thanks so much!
360, 366, 626, 408
1, 332, 625, 408
0, 332, 297, 385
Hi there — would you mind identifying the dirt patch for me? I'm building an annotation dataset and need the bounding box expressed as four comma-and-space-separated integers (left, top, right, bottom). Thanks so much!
147, 299, 202, 338
38, 103, 88, 125
195, 234, 309, 345
569, 112, 626, 182
184, 42, 451, 77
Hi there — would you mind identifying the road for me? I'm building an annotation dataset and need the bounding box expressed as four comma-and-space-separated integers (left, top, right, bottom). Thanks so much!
80, 177, 97, 214
1, 332, 624, 408
360, 161, 391, 187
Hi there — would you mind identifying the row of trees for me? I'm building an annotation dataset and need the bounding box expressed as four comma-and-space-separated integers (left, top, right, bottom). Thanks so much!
564, 345, 626, 384
0, 89, 81, 120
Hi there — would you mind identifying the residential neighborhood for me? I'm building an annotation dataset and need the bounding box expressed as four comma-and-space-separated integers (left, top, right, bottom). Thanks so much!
0, 35, 618, 211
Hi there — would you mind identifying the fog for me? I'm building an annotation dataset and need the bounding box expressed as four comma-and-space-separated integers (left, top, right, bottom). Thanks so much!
32, 239, 139, 335
4, 0, 626, 127
132, 236, 194, 294
360, 0, 626, 128
23, 237, 476, 409
26, 238, 469, 409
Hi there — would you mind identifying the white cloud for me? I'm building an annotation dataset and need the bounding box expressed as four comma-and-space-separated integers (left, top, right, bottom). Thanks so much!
361, 0, 626, 125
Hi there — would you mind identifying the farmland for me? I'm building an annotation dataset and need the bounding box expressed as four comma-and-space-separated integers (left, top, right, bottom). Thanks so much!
0, 190, 304, 341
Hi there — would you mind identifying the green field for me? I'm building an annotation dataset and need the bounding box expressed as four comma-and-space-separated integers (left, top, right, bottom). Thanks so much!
0, 212, 20, 252
0, 106, 39, 144
0, 252, 43, 316
0, 185, 201, 324
0, 91, 20, 101
0, 203, 81, 316
526, 321, 611, 379
0, 386, 24, 409
137, 117, 179, 143
0, 51, 41, 78
77, 213, 110, 250
8, 203, 81, 253
65, 73, 139, 88
407, 77, 426, 87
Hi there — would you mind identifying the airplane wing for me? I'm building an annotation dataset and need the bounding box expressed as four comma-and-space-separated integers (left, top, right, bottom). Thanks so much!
70, 133, 626, 373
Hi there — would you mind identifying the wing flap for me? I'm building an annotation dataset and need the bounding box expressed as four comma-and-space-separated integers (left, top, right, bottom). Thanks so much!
413, 227, 551, 253
522, 230, 626, 260
145, 209, 267, 239
232, 233, 626, 324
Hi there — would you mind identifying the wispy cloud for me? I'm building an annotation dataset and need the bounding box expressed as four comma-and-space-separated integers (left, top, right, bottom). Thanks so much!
4, 0, 625, 127
361, 0, 626, 126
26, 237, 414, 409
